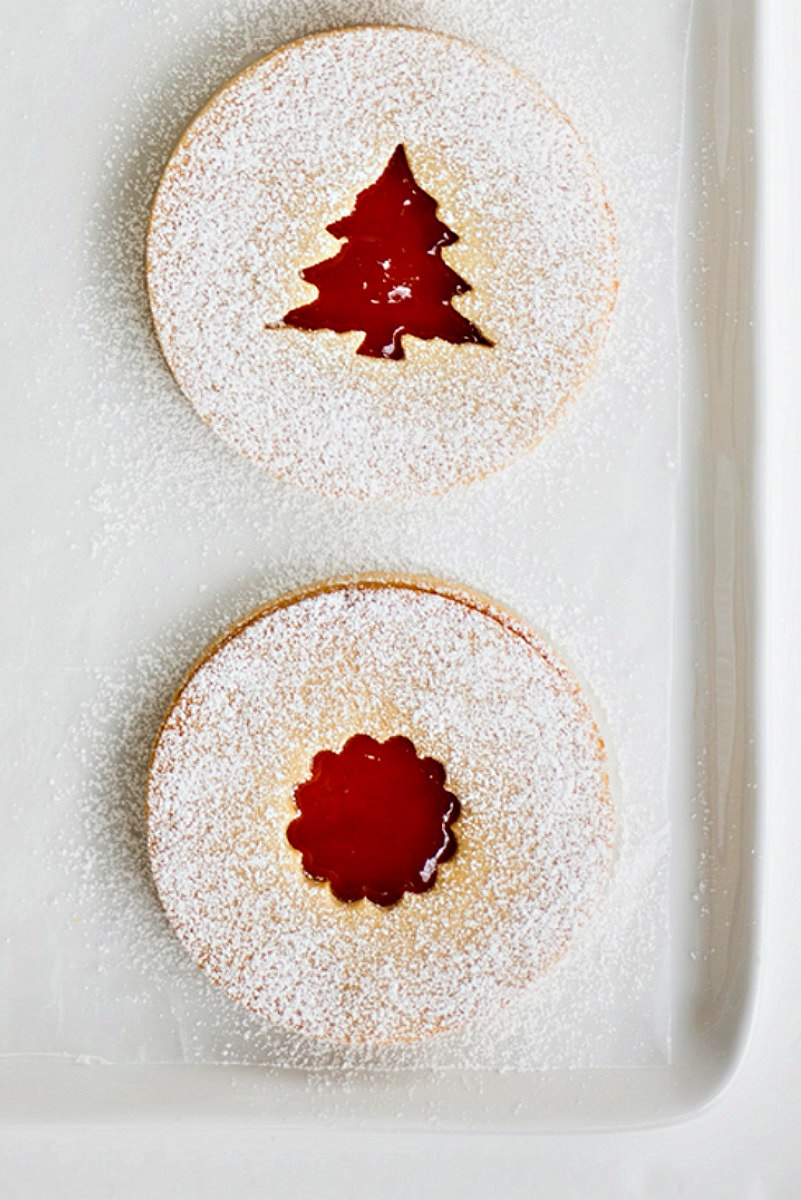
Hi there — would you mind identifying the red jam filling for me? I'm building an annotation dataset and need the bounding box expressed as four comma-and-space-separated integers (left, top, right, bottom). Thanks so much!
286, 733, 460, 906
283, 144, 492, 360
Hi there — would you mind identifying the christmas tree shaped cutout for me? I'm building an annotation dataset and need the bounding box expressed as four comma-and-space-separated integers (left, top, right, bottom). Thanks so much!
283, 145, 492, 360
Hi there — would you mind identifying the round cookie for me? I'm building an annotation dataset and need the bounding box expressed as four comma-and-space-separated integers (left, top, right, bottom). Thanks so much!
146, 26, 618, 499
147, 576, 614, 1044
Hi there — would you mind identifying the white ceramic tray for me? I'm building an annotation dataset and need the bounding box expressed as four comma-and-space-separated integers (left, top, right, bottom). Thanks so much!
0, 0, 759, 1128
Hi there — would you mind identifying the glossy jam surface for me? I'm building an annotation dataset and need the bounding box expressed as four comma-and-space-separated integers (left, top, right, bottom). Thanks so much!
287, 733, 460, 906
283, 144, 492, 360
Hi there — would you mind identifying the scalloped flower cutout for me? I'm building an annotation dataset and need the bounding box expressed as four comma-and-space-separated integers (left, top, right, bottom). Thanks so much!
287, 733, 460, 907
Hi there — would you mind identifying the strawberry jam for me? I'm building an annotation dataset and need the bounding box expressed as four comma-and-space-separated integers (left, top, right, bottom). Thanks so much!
287, 733, 460, 906
283, 144, 492, 359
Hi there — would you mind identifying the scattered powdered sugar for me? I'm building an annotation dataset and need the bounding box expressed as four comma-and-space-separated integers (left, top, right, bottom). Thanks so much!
147, 578, 613, 1044
146, 26, 618, 498
3, 0, 691, 1074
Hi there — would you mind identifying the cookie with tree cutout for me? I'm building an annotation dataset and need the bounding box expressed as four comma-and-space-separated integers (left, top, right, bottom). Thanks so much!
147, 26, 618, 498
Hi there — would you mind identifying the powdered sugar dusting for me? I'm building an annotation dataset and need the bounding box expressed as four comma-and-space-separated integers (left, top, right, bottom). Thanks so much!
146, 26, 618, 498
2, 0, 688, 1075
147, 577, 613, 1043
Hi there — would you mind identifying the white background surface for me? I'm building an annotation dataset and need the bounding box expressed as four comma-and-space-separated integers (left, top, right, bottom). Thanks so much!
0, 0, 687, 1080
1, 0, 692, 1099
1, 0, 799, 1194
